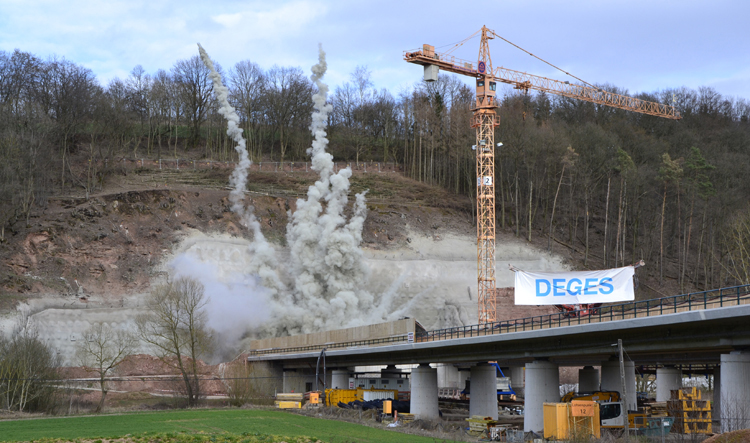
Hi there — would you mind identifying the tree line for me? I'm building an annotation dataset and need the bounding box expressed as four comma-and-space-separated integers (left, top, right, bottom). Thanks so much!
2, 48, 750, 290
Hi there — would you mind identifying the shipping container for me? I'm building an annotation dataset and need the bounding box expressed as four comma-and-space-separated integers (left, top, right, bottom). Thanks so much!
544, 402, 600, 440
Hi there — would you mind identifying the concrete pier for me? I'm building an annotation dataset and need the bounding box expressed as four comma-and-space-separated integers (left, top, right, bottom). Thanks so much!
601, 359, 636, 411
524, 360, 560, 432
656, 366, 682, 401
721, 352, 750, 431
578, 366, 600, 392
714, 366, 722, 433
510, 366, 525, 397
470, 363, 498, 419
411, 363, 440, 419
437, 363, 460, 388
331, 369, 350, 390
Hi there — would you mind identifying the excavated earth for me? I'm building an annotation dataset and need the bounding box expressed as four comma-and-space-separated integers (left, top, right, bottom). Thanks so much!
0, 166, 571, 377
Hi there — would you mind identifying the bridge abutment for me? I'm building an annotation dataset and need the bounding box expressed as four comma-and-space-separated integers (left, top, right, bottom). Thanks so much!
524, 360, 560, 432
601, 359, 637, 411
656, 366, 682, 401
470, 363, 498, 419
578, 365, 600, 392
411, 363, 440, 419
721, 352, 750, 431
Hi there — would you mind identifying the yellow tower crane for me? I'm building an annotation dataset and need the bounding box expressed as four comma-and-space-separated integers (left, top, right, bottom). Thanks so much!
404, 26, 681, 324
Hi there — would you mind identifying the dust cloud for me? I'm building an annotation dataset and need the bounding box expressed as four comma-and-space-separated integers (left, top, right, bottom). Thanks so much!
188, 44, 391, 347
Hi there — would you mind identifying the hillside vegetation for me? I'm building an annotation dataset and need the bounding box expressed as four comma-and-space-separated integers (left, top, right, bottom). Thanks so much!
2, 49, 750, 295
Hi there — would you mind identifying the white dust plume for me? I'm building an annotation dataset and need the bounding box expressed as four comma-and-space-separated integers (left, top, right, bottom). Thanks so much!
197, 43, 284, 297
190, 43, 413, 342
281, 44, 372, 334
169, 253, 270, 359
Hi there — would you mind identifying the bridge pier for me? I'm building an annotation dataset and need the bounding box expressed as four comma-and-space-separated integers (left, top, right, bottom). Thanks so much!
411, 363, 440, 419
578, 366, 600, 392
510, 366, 525, 397
331, 369, 350, 390
714, 366, 722, 432
721, 352, 750, 431
437, 363, 459, 388
656, 366, 682, 401
524, 360, 560, 432
470, 363, 498, 419
601, 359, 637, 411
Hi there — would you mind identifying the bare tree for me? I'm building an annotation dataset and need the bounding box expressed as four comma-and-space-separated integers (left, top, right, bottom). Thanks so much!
0, 329, 60, 412
264, 65, 312, 162
76, 323, 136, 412
229, 60, 265, 159
171, 56, 213, 150
725, 206, 750, 285
125, 65, 152, 157
136, 277, 212, 407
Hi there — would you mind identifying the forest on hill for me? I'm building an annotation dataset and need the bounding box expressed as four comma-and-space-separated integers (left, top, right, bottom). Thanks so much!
1, 48, 750, 292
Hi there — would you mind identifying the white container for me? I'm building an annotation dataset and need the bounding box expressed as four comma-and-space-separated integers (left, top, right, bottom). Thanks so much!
363, 390, 395, 401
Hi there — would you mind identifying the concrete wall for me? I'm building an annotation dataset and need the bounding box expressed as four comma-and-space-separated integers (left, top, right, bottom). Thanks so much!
248, 318, 417, 350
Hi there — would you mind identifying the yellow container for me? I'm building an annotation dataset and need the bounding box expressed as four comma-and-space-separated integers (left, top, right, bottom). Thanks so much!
544, 402, 600, 440
325, 388, 358, 406
275, 400, 302, 409
308, 392, 320, 405
383, 400, 392, 414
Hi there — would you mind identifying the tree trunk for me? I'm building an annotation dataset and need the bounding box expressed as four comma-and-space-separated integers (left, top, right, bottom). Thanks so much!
615, 177, 624, 267
527, 180, 533, 242
585, 185, 590, 267
604, 176, 611, 267
515, 173, 520, 238
548, 165, 566, 251
660, 183, 667, 285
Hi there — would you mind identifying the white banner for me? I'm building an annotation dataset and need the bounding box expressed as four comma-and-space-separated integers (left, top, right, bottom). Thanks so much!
514, 266, 635, 305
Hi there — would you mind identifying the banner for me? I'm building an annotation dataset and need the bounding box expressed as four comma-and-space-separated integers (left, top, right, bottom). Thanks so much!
514, 266, 635, 305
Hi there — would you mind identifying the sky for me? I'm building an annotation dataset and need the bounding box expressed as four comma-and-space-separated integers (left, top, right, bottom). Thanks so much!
1, 0, 749, 102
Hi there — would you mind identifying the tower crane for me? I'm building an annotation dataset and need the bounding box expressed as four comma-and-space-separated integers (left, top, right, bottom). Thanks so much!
404, 26, 681, 325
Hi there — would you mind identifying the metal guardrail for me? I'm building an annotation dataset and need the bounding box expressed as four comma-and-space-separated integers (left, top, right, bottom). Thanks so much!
247, 284, 750, 357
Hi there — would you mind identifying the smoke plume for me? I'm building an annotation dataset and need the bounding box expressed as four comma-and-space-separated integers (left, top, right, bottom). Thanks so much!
190, 43, 395, 342
197, 44, 284, 297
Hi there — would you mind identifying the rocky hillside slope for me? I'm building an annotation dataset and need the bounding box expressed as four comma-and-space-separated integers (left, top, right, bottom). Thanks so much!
0, 166, 571, 364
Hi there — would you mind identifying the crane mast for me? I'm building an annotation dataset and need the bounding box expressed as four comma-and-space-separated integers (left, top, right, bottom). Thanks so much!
404, 26, 681, 325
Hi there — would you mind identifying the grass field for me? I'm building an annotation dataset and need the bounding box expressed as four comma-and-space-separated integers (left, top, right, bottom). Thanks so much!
0, 408, 458, 443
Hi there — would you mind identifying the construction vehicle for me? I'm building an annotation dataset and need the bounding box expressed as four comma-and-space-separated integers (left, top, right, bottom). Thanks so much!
561, 390, 619, 403
561, 390, 647, 431
405, 29, 679, 325
555, 303, 603, 318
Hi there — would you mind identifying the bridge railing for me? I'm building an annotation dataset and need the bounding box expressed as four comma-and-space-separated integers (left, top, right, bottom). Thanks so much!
247, 284, 750, 356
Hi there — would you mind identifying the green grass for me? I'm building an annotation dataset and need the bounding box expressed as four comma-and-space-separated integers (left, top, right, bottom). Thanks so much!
0, 408, 455, 443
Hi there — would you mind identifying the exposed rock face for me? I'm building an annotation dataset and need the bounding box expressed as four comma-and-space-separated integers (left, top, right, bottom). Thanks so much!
0, 173, 571, 364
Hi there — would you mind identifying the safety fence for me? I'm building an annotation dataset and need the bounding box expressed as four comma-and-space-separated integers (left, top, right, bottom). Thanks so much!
101, 158, 402, 174
248, 284, 750, 356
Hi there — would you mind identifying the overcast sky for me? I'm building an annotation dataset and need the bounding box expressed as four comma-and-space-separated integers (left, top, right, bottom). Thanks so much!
2, 0, 749, 101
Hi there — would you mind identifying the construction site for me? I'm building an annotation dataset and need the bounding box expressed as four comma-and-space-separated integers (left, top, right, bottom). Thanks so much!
2, 16, 750, 443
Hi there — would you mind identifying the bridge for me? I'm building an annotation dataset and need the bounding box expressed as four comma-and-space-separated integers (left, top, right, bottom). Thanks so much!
248, 285, 750, 432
